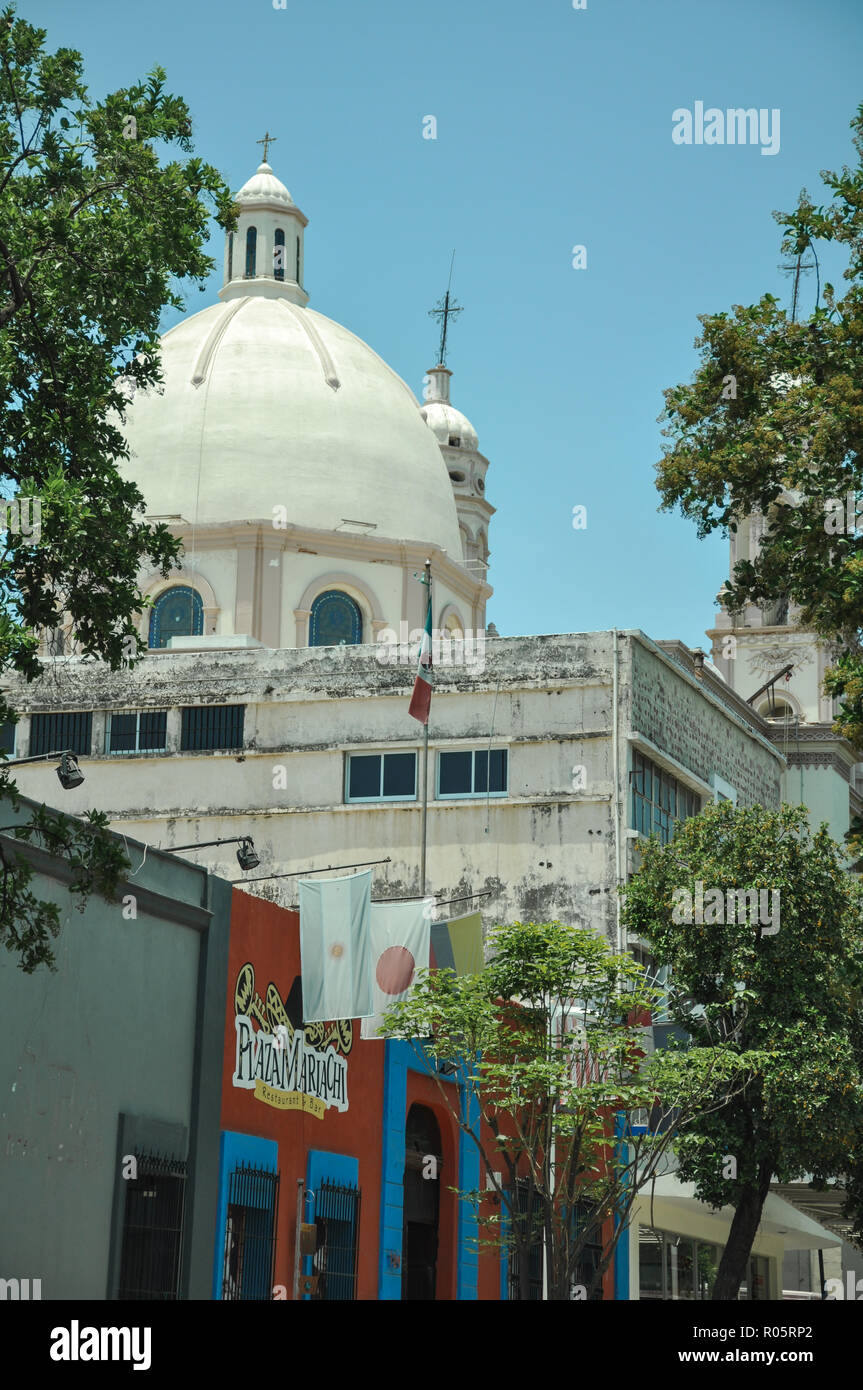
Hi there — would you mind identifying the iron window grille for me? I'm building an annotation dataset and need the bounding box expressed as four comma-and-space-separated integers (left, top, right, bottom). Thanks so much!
221, 1163, 280, 1301
630, 749, 699, 845
107, 710, 168, 754
30, 710, 92, 757
311, 1179, 361, 1301
508, 1178, 543, 1301
180, 704, 245, 752
117, 1153, 187, 1300
345, 751, 417, 802
571, 1200, 603, 1300
437, 748, 508, 799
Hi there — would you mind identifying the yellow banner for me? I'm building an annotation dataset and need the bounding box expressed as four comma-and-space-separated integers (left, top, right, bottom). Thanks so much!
254, 1080, 326, 1119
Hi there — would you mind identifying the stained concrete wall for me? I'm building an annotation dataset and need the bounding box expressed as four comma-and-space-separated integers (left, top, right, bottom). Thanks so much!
5, 633, 785, 956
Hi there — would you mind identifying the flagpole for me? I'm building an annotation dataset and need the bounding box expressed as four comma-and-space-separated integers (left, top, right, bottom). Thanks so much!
420, 558, 431, 894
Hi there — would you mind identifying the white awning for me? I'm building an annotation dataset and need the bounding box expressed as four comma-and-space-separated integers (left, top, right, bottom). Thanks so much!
645, 1175, 841, 1250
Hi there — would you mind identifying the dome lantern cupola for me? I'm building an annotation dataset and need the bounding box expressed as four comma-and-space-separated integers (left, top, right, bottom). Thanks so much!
221, 138, 308, 307
420, 363, 493, 575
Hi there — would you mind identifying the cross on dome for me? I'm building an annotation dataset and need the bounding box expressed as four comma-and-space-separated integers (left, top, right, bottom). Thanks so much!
256, 130, 277, 163
428, 252, 463, 368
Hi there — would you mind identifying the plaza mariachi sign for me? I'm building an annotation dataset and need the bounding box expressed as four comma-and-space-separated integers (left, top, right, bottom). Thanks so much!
232, 962, 351, 1118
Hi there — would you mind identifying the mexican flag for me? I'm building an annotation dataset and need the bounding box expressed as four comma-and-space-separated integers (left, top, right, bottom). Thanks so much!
408, 583, 433, 724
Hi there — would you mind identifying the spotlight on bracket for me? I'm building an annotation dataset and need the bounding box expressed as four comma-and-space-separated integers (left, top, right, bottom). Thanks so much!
56, 751, 85, 791
236, 838, 260, 872
3, 747, 85, 790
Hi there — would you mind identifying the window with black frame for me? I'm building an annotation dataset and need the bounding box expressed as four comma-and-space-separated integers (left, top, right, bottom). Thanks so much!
437, 747, 507, 798
107, 710, 168, 754
345, 751, 417, 802
117, 1153, 187, 1300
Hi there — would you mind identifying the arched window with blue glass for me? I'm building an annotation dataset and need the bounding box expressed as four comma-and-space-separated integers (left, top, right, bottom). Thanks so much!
273, 228, 285, 281
245, 226, 257, 278
149, 586, 204, 649
309, 590, 363, 647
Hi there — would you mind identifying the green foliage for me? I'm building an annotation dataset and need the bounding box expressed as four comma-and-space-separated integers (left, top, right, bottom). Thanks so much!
0, 5, 235, 966
622, 801, 863, 1287
0, 790, 130, 972
379, 918, 746, 1300
654, 102, 863, 842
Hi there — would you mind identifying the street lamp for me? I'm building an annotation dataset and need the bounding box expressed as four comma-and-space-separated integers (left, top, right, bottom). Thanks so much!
2, 748, 85, 790
166, 835, 260, 872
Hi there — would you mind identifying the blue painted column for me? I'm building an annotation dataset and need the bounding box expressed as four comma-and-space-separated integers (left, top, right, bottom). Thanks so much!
613, 1112, 633, 1301
457, 1084, 479, 1300
378, 1040, 408, 1299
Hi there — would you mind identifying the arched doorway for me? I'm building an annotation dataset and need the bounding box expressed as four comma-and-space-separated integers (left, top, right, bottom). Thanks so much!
402, 1104, 441, 1300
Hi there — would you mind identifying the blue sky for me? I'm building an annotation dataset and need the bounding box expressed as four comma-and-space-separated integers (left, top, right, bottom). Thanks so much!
27, 0, 863, 647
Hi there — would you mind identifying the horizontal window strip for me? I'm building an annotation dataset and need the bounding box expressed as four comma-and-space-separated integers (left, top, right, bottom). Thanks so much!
30, 711, 92, 757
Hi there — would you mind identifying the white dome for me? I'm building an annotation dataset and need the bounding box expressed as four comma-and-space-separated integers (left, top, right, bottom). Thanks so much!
235, 160, 296, 210
120, 295, 464, 553
421, 400, 479, 453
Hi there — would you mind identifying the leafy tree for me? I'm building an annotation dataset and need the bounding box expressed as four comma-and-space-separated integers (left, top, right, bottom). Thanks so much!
622, 801, 863, 1300
654, 103, 863, 845
379, 918, 747, 1301
0, 5, 236, 968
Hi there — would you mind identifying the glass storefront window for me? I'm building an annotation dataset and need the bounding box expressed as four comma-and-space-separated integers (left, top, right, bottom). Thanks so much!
697, 1243, 720, 1299
638, 1229, 664, 1300
668, 1236, 696, 1299
638, 1227, 769, 1301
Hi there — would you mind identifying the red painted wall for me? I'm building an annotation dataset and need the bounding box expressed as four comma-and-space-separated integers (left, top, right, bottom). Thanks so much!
220, 890, 385, 1300
219, 890, 614, 1302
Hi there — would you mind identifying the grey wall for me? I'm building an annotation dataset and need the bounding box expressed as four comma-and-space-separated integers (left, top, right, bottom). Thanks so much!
628, 634, 784, 809
0, 802, 230, 1299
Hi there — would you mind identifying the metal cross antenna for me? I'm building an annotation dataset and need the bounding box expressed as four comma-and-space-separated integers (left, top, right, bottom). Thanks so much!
428, 250, 463, 367
257, 130, 277, 162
